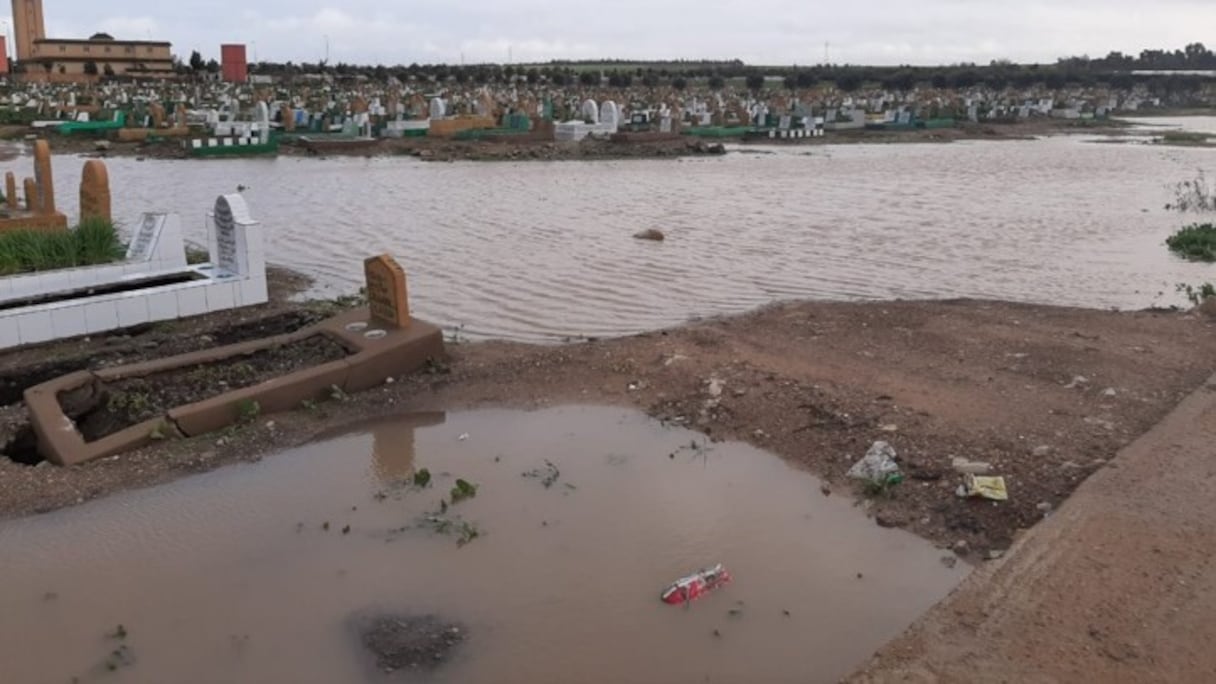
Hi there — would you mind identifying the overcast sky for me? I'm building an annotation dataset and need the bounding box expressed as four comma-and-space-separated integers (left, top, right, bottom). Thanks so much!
5, 0, 1213, 66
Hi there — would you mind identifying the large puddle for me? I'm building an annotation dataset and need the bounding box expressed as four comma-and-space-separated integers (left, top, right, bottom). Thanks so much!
0, 407, 967, 683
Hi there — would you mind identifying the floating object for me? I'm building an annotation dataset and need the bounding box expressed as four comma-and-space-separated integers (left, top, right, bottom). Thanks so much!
661, 564, 731, 605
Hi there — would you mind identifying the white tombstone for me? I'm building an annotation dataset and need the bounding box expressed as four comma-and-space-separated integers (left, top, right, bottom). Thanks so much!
429, 97, 446, 120
207, 193, 264, 287
581, 98, 599, 124
125, 213, 187, 270
599, 100, 619, 131
256, 101, 270, 143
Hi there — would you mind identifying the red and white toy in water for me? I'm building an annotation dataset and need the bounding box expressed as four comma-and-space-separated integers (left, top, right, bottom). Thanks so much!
660, 564, 732, 605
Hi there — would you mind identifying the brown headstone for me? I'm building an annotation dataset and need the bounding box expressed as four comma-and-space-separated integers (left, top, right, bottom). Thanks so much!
79, 160, 111, 224
151, 103, 165, 129
23, 177, 37, 212
5, 172, 15, 210
32, 139, 54, 214
176, 103, 188, 128
363, 254, 411, 329
281, 104, 295, 132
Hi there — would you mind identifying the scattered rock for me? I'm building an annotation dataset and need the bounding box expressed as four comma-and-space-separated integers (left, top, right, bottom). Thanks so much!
819, 482, 832, 497
953, 540, 970, 554
940, 556, 958, 569
1064, 375, 1089, 389
1037, 502, 1054, 513
1032, 445, 1052, 457
1101, 388, 1118, 398
633, 229, 665, 242
875, 512, 906, 529
987, 549, 1006, 561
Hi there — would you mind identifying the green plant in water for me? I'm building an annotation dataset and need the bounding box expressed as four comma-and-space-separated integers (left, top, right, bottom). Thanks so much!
1176, 282, 1216, 307
1166, 172, 1216, 213
450, 478, 478, 503
413, 468, 432, 488
861, 473, 903, 498
1166, 223, 1216, 262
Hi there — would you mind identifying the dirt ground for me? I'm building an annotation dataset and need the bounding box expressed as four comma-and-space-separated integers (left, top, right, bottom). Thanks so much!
849, 365, 1216, 683
2, 274, 1214, 565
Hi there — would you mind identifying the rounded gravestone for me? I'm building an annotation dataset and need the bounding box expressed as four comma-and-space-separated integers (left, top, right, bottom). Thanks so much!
429, 97, 446, 120
599, 101, 619, 130
581, 99, 599, 124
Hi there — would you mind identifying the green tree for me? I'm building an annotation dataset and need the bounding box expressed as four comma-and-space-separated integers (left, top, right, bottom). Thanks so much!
189, 50, 204, 72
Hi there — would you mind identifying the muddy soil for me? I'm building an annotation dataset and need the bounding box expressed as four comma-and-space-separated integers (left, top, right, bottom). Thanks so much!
68, 334, 350, 442
2, 292, 1214, 562
0, 266, 339, 462
356, 614, 466, 675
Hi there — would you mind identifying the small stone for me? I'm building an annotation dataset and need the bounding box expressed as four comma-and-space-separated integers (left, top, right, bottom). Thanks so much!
385, 377, 396, 384
1064, 375, 1089, 389
264, 421, 276, 430
633, 228, 665, 241
940, 556, 958, 569
875, 512, 905, 529
1101, 388, 1117, 397
1036, 501, 1054, 513
1032, 445, 1052, 457
819, 482, 831, 497
953, 540, 970, 554
879, 424, 899, 432
987, 549, 1006, 561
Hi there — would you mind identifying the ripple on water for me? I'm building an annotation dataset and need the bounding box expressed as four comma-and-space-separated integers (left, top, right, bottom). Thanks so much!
11, 129, 1214, 341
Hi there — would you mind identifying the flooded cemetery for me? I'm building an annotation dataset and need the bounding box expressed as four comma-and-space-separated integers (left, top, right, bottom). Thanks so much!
0, 37, 1216, 682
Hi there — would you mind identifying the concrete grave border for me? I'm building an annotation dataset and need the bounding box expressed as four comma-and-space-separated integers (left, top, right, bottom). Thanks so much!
24, 307, 444, 466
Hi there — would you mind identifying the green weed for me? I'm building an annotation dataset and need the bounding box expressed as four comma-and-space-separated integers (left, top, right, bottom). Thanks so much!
0, 217, 124, 276
1166, 223, 1216, 262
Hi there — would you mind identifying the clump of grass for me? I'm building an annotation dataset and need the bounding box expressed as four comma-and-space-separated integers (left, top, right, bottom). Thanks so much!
1166, 223, 1216, 262
0, 217, 124, 276
1159, 131, 1212, 146
449, 479, 478, 503
1177, 282, 1216, 307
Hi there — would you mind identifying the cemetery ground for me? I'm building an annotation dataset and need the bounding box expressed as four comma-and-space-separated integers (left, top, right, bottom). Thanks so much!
0, 272, 1212, 551
31, 115, 1134, 162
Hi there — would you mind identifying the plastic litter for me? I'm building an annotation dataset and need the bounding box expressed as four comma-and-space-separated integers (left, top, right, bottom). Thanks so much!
951, 457, 992, 475
957, 474, 1008, 501
847, 441, 903, 485
660, 564, 732, 605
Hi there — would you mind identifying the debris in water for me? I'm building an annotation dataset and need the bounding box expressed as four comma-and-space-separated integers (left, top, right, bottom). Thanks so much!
712, 629, 721, 637
458, 433, 470, 441
323, 521, 330, 531
108, 624, 128, 640
660, 564, 731, 605
523, 460, 561, 488
357, 614, 466, 674
342, 525, 351, 535
782, 610, 791, 617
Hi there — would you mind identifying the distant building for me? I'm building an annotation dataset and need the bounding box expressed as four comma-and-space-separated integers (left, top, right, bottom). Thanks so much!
11, 0, 175, 82
0, 36, 9, 74
221, 44, 248, 83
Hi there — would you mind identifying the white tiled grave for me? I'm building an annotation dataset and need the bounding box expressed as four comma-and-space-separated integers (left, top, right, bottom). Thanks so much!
0, 194, 268, 350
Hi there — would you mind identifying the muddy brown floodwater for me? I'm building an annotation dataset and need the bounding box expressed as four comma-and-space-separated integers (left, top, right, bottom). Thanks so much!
0, 406, 967, 684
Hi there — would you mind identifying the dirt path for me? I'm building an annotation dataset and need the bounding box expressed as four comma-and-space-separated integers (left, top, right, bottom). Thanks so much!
848, 371, 1216, 683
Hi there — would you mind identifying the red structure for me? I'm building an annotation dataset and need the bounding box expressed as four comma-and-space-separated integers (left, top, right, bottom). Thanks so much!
220, 44, 247, 83
0, 36, 9, 74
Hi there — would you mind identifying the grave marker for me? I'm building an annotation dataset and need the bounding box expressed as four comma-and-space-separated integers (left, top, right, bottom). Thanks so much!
79, 160, 111, 223
126, 213, 162, 261
32, 140, 54, 213
5, 172, 15, 210
363, 254, 411, 329
23, 178, 36, 212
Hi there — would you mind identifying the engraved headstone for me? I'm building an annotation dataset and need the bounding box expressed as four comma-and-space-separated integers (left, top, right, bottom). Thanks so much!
126, 213, 162, 261
363, 254, 411, 329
